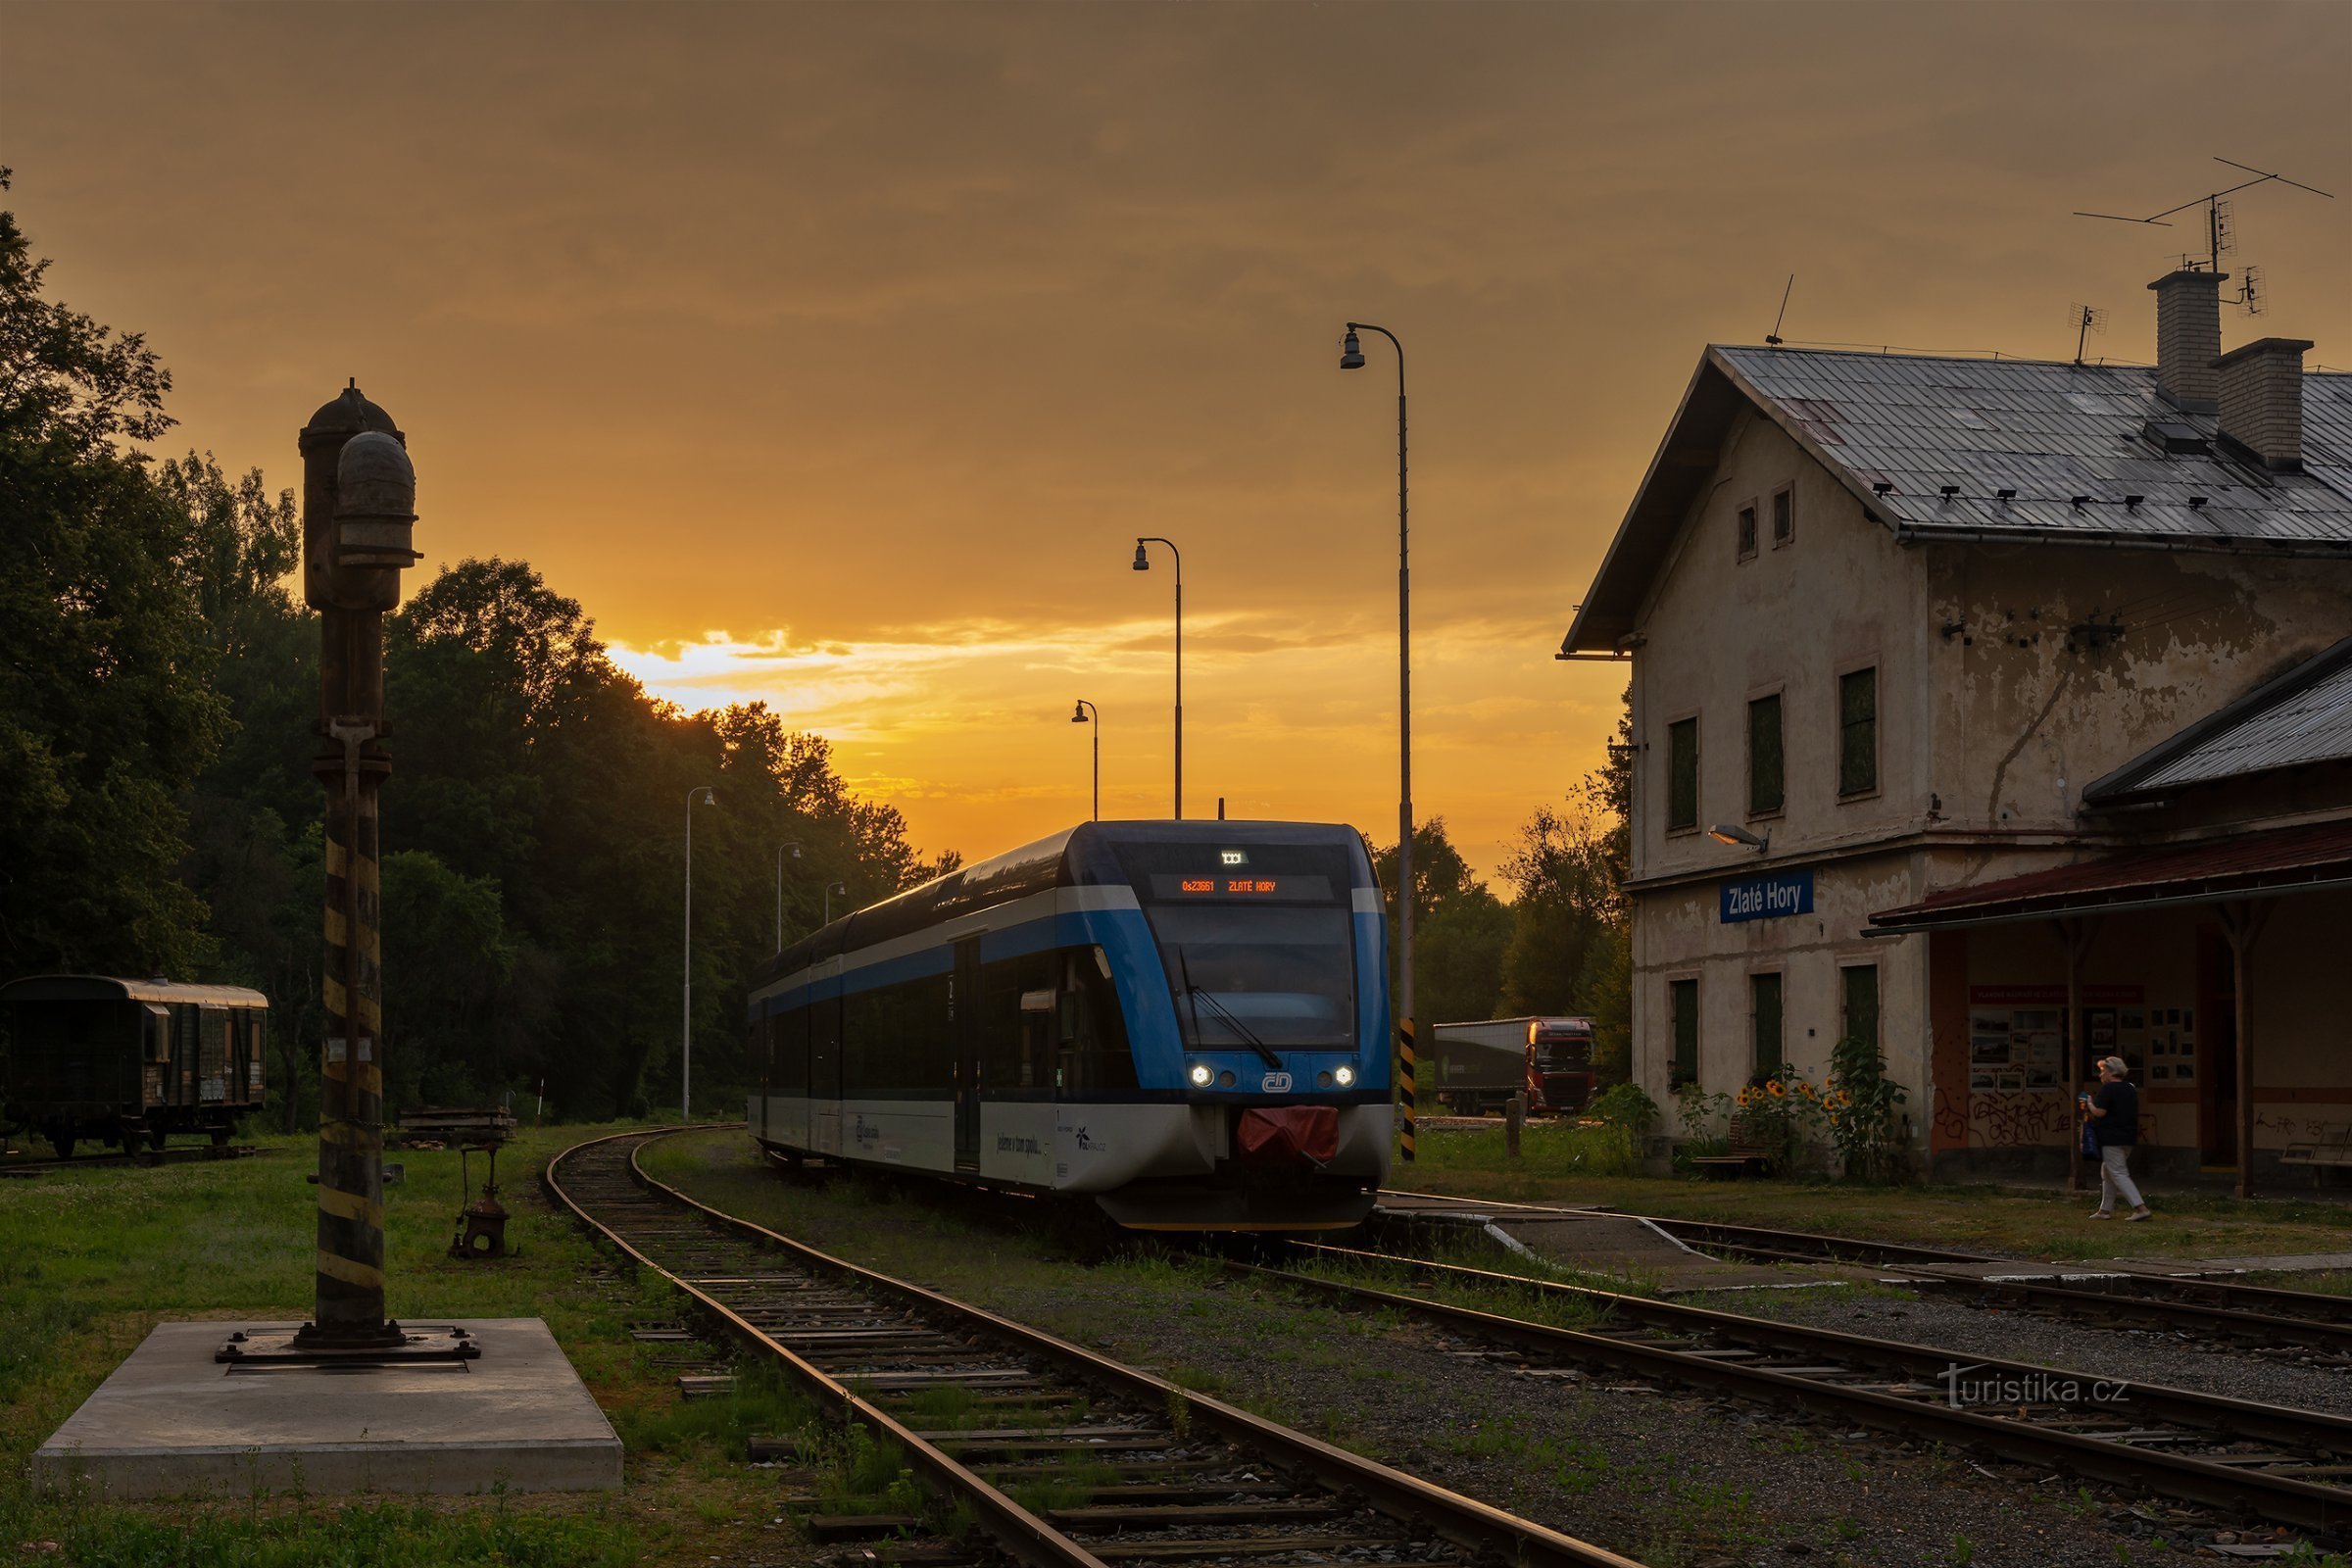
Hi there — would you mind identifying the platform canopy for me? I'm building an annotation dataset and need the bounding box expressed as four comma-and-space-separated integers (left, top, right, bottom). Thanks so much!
1866, 818, 2352, 933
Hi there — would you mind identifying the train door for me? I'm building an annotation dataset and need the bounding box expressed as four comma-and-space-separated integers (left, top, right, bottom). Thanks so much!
954, 939, 982, 1171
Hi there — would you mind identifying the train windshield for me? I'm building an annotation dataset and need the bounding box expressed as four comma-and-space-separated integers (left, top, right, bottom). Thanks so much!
1112, 842, 1358, 1051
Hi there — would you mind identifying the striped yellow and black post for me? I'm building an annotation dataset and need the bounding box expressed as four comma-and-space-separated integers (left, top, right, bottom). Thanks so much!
294, 384, 418, 1352
312, 739, 390, 1336
1396, 1016, 1417, 1163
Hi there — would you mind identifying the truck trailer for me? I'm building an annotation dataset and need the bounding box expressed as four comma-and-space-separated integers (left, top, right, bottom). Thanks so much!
1425, 1016, 1596, 1115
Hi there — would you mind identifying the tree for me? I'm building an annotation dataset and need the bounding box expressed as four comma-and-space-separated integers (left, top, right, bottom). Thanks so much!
1499, 687, 1634, 1077
0, 169, 223, 976
1369, 817, 1510, 1027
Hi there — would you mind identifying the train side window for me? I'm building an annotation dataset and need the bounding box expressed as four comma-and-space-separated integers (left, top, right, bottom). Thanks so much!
1070, 953, 1138, 1092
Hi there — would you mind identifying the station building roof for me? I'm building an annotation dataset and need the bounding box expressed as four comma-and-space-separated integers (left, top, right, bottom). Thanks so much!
2083, 635, 2352, 805
1563, 346, 2352, 655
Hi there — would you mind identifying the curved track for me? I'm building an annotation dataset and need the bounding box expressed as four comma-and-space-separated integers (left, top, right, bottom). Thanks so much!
1250, 1241, 2352, 1545
547, 1128, 1646, 1568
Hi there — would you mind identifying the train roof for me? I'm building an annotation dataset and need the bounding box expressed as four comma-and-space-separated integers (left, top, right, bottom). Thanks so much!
760, 819, 1368, 985
0, 974, 270, 1007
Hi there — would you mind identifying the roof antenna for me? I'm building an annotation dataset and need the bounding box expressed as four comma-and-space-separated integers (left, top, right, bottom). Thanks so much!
1764, 273, 1794, 347
2067, 303, 2107, 367
2073, 155, 2332, 279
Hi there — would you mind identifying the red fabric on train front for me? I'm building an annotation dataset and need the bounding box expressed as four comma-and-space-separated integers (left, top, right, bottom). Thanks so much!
1236, 1105, 1339, 1166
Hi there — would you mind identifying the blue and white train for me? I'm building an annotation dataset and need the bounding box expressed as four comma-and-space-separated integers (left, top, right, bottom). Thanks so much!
745, 820, 1393, 1230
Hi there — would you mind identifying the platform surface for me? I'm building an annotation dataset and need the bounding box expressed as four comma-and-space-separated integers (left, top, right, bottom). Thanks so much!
34, 1317, 621, 1499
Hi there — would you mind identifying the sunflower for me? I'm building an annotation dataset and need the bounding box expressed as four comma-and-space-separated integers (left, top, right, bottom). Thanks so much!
1797, 1082, 1818, 1101
1767, 1079, 1788, 1099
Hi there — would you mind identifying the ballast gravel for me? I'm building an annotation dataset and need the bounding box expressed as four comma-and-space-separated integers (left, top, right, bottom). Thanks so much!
648, 1139, 2319, 1567
1686, 1282, 2351, 1418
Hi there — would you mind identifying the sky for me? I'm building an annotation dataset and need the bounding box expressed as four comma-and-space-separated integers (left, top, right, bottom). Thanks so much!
7, 1, 2348, 883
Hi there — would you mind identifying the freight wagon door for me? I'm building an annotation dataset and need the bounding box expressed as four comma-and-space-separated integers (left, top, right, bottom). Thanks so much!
953, 938, 981, 1171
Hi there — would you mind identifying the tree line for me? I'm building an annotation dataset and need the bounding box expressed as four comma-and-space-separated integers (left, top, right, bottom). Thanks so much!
1, 172, 953, 1123
1, 170, 1632, 1124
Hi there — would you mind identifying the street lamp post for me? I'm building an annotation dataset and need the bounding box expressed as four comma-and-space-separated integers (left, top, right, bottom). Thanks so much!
1131, 538, 1181, 818
775, 840, 803, 953
683, 786, 715, 1120
825, 881, 848, 923
1339, 321, 1416, 1162
1071, 701, 1100, 820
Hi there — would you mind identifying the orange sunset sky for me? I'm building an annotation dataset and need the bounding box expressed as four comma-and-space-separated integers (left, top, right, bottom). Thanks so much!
7, 2, 2348, 882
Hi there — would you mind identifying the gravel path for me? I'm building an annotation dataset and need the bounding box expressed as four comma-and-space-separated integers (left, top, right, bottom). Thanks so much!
1686, 1283, 2352, 1416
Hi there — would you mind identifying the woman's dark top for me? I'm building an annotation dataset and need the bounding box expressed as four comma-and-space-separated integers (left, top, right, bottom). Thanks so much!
2092, 1080, 2139, 1148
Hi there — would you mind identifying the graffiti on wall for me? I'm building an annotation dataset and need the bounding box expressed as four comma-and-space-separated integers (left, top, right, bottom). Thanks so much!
1966, 1091, 2070, 1148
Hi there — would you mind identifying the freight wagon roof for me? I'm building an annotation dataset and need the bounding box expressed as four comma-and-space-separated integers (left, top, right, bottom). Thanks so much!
0, 975, 269, 1006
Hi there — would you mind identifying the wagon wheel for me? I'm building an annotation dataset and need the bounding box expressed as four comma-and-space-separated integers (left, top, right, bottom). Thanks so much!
209, 1124, 232, 1149
47, 1128, 74, 1160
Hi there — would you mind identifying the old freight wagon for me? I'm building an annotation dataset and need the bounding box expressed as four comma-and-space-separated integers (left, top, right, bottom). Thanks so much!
1, 975, 269, 1158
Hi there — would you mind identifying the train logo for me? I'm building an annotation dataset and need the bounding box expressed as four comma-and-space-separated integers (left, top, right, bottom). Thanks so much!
1260, 1072, 1293, 1093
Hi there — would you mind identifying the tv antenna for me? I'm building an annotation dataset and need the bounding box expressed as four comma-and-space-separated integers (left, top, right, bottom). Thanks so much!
1764, 273, 1794, 346
2068, 303, 2107, 367
2074, 156, 2333, 278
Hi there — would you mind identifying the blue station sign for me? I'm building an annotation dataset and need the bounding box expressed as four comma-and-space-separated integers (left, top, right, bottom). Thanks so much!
1720, 868, 1813, 924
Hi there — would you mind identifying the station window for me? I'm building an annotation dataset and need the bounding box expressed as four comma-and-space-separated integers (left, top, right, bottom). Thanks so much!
1840, 963, 1880, 1054
1750, 972, 1784, 1081
1667, 716, 1698, 832
1838, 666, 1878, 797
1746, 694, 1783, 816
1772, 486, 1794, 546
1669, 977, 1699, 1089
1736, 503, 1758, 561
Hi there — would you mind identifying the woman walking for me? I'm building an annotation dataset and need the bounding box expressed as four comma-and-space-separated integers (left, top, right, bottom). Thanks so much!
2085, 1054, 2151, 1222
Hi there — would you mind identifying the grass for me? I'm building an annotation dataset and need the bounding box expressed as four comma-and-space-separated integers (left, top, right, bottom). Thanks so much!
1402, 1119, 2352, 1261
0, 1120, 831, 1566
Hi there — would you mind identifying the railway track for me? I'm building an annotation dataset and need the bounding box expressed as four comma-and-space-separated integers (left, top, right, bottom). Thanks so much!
0, 1143, 263, 1178
1382, 1189, 2352, 1357
546, 1128, 1647, 1568
1642, 1214, 2352, 1356
1249, 1241, 2352, 1545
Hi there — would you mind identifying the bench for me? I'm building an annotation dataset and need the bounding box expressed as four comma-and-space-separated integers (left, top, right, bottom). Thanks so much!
2278, 1122, 2352, 1187
1691, 1111, 1771, 1180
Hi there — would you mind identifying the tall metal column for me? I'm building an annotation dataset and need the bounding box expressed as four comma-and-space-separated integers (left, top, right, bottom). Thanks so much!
295, 384, 419, 1351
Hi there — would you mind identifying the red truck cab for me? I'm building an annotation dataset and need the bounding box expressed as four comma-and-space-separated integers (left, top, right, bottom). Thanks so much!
1526, 1017, 1596, 1113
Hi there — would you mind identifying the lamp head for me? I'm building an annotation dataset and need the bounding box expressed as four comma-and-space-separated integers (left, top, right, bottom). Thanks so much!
1706, 822, 1767, 853
1071, 702, 1089, 723
1339, 328, 1365, 370
828, 881, 847, 896
785, 841, 802, 859
1132, 541, 1150, 571
695, 787, 715, 807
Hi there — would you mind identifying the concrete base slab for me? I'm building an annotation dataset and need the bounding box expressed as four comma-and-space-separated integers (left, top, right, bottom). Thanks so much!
34, 1318, 621, 1499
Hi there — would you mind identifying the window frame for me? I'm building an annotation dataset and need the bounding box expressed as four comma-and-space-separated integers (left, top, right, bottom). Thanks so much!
1837, 662, 1880, 801
1664, 712, 1700, 836
1745, 687, 1785, 820
1736, 498, 1759, 562
1668, 974, 1700, 1091
1749, 968, 1785, 1082
1838, 961, 1881, 1055
1771, 484, 1795, 548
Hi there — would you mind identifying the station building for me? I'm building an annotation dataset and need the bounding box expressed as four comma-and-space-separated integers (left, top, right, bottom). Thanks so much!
1559, 270, 2352, 1190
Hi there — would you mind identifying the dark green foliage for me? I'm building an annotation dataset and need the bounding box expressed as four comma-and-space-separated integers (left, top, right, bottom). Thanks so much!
1, 175, 953, 1123
0, 169, 223, 976
1368, 817, 1509, 1027
1498, 687, 1631, 1079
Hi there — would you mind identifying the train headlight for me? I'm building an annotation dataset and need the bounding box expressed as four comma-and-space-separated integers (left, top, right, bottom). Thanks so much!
1334, 1064, 1356, 1088
1187, 1062, 1213, 1088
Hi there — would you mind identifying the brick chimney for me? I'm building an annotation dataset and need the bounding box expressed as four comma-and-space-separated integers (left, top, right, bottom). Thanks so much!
2147, 269, 2227, 413
2214, 337, 2316, 470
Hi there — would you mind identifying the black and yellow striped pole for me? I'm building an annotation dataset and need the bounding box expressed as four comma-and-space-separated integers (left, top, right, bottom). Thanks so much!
1396, 1016, 1417, 1163
295, 384, 419, 1352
